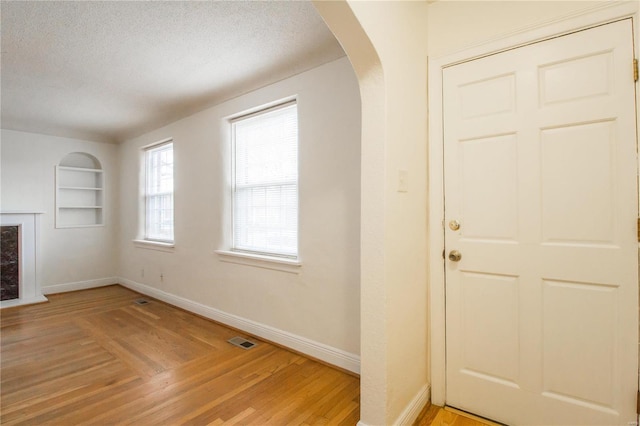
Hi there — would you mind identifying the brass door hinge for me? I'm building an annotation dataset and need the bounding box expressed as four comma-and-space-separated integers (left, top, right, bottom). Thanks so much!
634, 58, 638, 82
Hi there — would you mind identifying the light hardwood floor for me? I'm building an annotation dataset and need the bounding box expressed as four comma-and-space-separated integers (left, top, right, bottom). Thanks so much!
0, 285, 360, 425
415, 404, 499, 426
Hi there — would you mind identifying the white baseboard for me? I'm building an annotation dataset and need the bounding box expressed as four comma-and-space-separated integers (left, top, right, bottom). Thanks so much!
356, 384, 431, 426
394, 384, 431, 425
0, 295, 48, 309
117, 277, 361, 374
42, 277, 118, 295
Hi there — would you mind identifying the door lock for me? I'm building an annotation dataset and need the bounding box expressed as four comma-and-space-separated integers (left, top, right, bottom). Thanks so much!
448, 250, 462, 262
449, 220, 461, 231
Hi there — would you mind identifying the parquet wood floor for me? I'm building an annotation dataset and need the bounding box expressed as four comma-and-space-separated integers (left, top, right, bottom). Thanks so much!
0, 285, 360, 425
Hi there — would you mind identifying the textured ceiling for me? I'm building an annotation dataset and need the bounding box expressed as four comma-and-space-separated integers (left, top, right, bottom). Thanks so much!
1, 1, 345, 143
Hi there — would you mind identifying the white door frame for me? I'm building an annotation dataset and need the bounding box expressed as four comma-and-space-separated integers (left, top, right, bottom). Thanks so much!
428, 1, 640, 407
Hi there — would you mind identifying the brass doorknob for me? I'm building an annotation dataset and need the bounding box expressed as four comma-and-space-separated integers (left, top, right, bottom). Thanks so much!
448, 250, 462, 262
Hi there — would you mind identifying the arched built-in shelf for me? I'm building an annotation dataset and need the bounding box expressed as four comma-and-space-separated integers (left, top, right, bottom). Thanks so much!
55, 153, 104, 228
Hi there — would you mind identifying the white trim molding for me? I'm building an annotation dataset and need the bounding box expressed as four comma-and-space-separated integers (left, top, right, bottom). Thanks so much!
117, 277, 360, 374
393, 384, 431, 426
133, 239, 175, 253
1, 212, 47, 308
42, 277, 118, 295
215, 249, 301, 273
428, 0, 639, 407
0, 295, 48, 309
430, 1, 638, 65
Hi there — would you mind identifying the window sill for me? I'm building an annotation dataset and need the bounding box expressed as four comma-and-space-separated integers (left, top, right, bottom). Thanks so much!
133, 239, 175, 253
215, 250, 301, 274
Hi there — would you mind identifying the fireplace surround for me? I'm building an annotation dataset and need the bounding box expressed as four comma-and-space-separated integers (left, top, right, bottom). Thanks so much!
0, 212, 47, 308
1, 225, 19, 300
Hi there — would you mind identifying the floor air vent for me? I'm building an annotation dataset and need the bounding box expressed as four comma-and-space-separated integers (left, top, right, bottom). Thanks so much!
134, 299, 150, 305
228, 336, 257, 350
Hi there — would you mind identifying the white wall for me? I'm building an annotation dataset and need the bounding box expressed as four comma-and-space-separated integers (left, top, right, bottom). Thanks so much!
117, 57, 362, 360
0, 129, 119, 290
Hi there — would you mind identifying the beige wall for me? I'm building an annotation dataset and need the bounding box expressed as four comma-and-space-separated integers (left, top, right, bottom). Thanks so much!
351, 3, 430, 424
317, 1, 627, 425
316, 2, 430, 424
428, 1, 607, 58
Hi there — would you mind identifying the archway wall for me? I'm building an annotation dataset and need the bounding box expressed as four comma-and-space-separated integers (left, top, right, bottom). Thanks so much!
314, 2, 430, 425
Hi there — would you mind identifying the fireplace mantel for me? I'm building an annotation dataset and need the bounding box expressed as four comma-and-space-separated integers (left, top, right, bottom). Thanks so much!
1, 212, 48, 308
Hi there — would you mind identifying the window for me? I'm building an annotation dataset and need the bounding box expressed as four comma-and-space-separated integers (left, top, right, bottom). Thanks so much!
145, 141, 174, 243
232, 101, 298, 258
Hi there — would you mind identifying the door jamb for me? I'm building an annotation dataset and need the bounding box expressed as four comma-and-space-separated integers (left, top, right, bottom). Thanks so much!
427, 1, 640, 406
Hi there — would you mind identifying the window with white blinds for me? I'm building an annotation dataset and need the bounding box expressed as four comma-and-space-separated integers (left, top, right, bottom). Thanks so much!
232, 101, 298, 258
145, 141, 174, 243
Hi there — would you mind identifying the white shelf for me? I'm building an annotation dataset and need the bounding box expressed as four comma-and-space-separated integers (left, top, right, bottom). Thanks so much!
57, 166, 105, 173
55, 165, 104, 228
59, 186, 103, 191
56, 224, 104, 229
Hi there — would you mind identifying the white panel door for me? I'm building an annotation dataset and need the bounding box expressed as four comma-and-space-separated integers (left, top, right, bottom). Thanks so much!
443, 19, 638, 425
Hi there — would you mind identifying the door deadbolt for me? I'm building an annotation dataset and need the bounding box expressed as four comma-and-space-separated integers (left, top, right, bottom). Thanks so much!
448, 250, 462, 262
449, 220, 460, 231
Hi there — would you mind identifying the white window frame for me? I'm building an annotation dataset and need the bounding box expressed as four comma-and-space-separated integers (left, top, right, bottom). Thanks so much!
143, 139, 174, 244
229, 100, 299, 260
